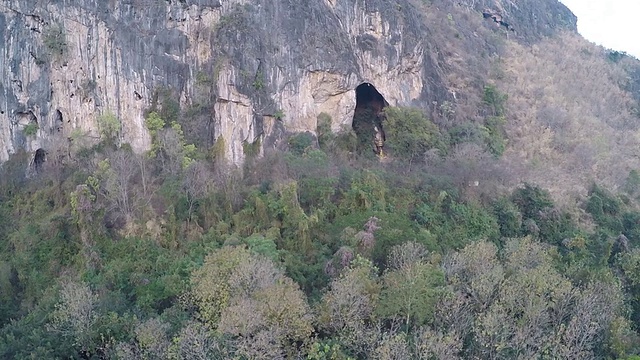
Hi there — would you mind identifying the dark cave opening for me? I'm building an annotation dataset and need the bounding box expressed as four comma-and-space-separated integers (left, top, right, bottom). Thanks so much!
352, 83, 388, 156
54, 109, 63, 132
34, 148, 46, 172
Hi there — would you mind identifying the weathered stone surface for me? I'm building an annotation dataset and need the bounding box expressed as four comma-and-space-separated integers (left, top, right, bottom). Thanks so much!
0, 0, 577, 165
455, 0, 577, 41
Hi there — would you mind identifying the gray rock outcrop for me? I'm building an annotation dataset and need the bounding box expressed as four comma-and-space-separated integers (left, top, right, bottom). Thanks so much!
0, 0, 577, 165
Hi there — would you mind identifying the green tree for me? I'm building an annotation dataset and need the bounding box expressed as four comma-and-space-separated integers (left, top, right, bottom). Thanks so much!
623, 169, 640, 196
218, 276, 313, 358
191, 246, 313, 358
618, 249, 640, 327
383, 107, 446, 166
116, 318, 171, 359
145, 112, 197, 175
511, 183, 554, 221
288, 132, 314, 155
481, 85, 508, 156
475, 239, 576, 359
372, 333, 411, 360
97, 112, 121, 146
492, 197, 523, 237
483, 115, 507, 156
414, 327, 463, 360
286, 149, 338, 211
482, 84, 508, 117
376, 242, 445, 330
443, 240, 504, 310
586, 184, 624, 233
190, 246, 249, 327
167, 321, 226, 359
340, 170, 387, 213
317, 112, 334, 150
318, 256, 381, 358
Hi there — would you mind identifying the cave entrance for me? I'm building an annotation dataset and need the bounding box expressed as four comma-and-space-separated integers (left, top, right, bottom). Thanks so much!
54, 109, 63, 133
34, 148, 46, 173
352, 83, 388, 156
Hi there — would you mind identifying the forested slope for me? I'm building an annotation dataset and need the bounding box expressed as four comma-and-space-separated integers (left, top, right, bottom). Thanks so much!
3, 0, 640, 359
2, 104, 640, 358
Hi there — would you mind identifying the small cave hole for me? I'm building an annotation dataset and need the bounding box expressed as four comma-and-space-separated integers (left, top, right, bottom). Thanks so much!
34, 148, 46, 173
55, 109, 63, 132
352, 83, 389, 156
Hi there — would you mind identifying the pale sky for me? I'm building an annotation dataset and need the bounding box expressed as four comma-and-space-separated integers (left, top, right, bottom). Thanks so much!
559, 0, 640, 59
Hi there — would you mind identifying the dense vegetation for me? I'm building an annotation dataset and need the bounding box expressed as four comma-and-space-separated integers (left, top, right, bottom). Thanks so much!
3, 0, 640, 358
2, 98, 640, 359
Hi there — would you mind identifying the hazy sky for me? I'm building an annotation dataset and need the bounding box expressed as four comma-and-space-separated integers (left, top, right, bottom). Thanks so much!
559, 0, 640, 59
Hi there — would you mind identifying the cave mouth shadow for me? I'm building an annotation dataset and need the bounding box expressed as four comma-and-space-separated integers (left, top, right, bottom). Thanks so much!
352, 83, 389, 155
34, 148, 46, 173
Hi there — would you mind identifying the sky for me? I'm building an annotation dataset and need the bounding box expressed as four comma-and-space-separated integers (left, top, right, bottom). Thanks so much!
559, 0, 640, 59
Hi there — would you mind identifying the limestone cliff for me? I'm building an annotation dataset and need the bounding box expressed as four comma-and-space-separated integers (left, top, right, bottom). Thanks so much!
0, 0, 577, 165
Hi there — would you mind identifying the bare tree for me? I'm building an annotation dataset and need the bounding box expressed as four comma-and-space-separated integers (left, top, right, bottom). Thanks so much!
47, 281, 98, 354
554, 282, 623, 359
116, 318, 171, 359
373, 332, 411, 360
182, 160, 214, 224
168, 321, 226, 360
97, 150, 138, 222
318, 258, 381, 357
388, 241, 428, 270
442, 240, 504, 310
190, 246, 313, 357
414, 327, 463, 360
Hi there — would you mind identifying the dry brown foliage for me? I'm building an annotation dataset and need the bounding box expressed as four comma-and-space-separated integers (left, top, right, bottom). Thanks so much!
411, 1, 640, 206
497, 32, 640, 203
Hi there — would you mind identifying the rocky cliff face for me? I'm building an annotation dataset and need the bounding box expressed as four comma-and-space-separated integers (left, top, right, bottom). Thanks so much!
0, 0, 577, 165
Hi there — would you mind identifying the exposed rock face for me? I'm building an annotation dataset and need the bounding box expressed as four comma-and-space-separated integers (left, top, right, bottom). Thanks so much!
0, 0, 214, 162
457, 0, 577, 41
0, 0, 576, 165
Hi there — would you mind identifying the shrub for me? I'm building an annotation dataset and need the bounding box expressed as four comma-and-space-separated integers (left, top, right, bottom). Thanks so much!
97, 112, 120, 145
43, 23, 67, 62
448, 122, 486, 146
288, 132, 314, 155
274, 109, 285, 120
316, 113, 333, 149
242, 138, 261, 158
383, 107, 447, 164
484, 115, 507, 156
511, 183, 554, 220
586, 185, 623, 233
492, 197, 523, 238
23, 123, 38, 136
482, 84, 507, 117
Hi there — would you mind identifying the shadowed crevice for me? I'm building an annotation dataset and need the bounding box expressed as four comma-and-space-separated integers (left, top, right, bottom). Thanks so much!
352, 83, 388, 155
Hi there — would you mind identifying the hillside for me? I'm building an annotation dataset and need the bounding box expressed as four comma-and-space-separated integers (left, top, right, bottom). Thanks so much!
3, 0, 640, 359
418, 0, 640, 202
2, 0, 635, 201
